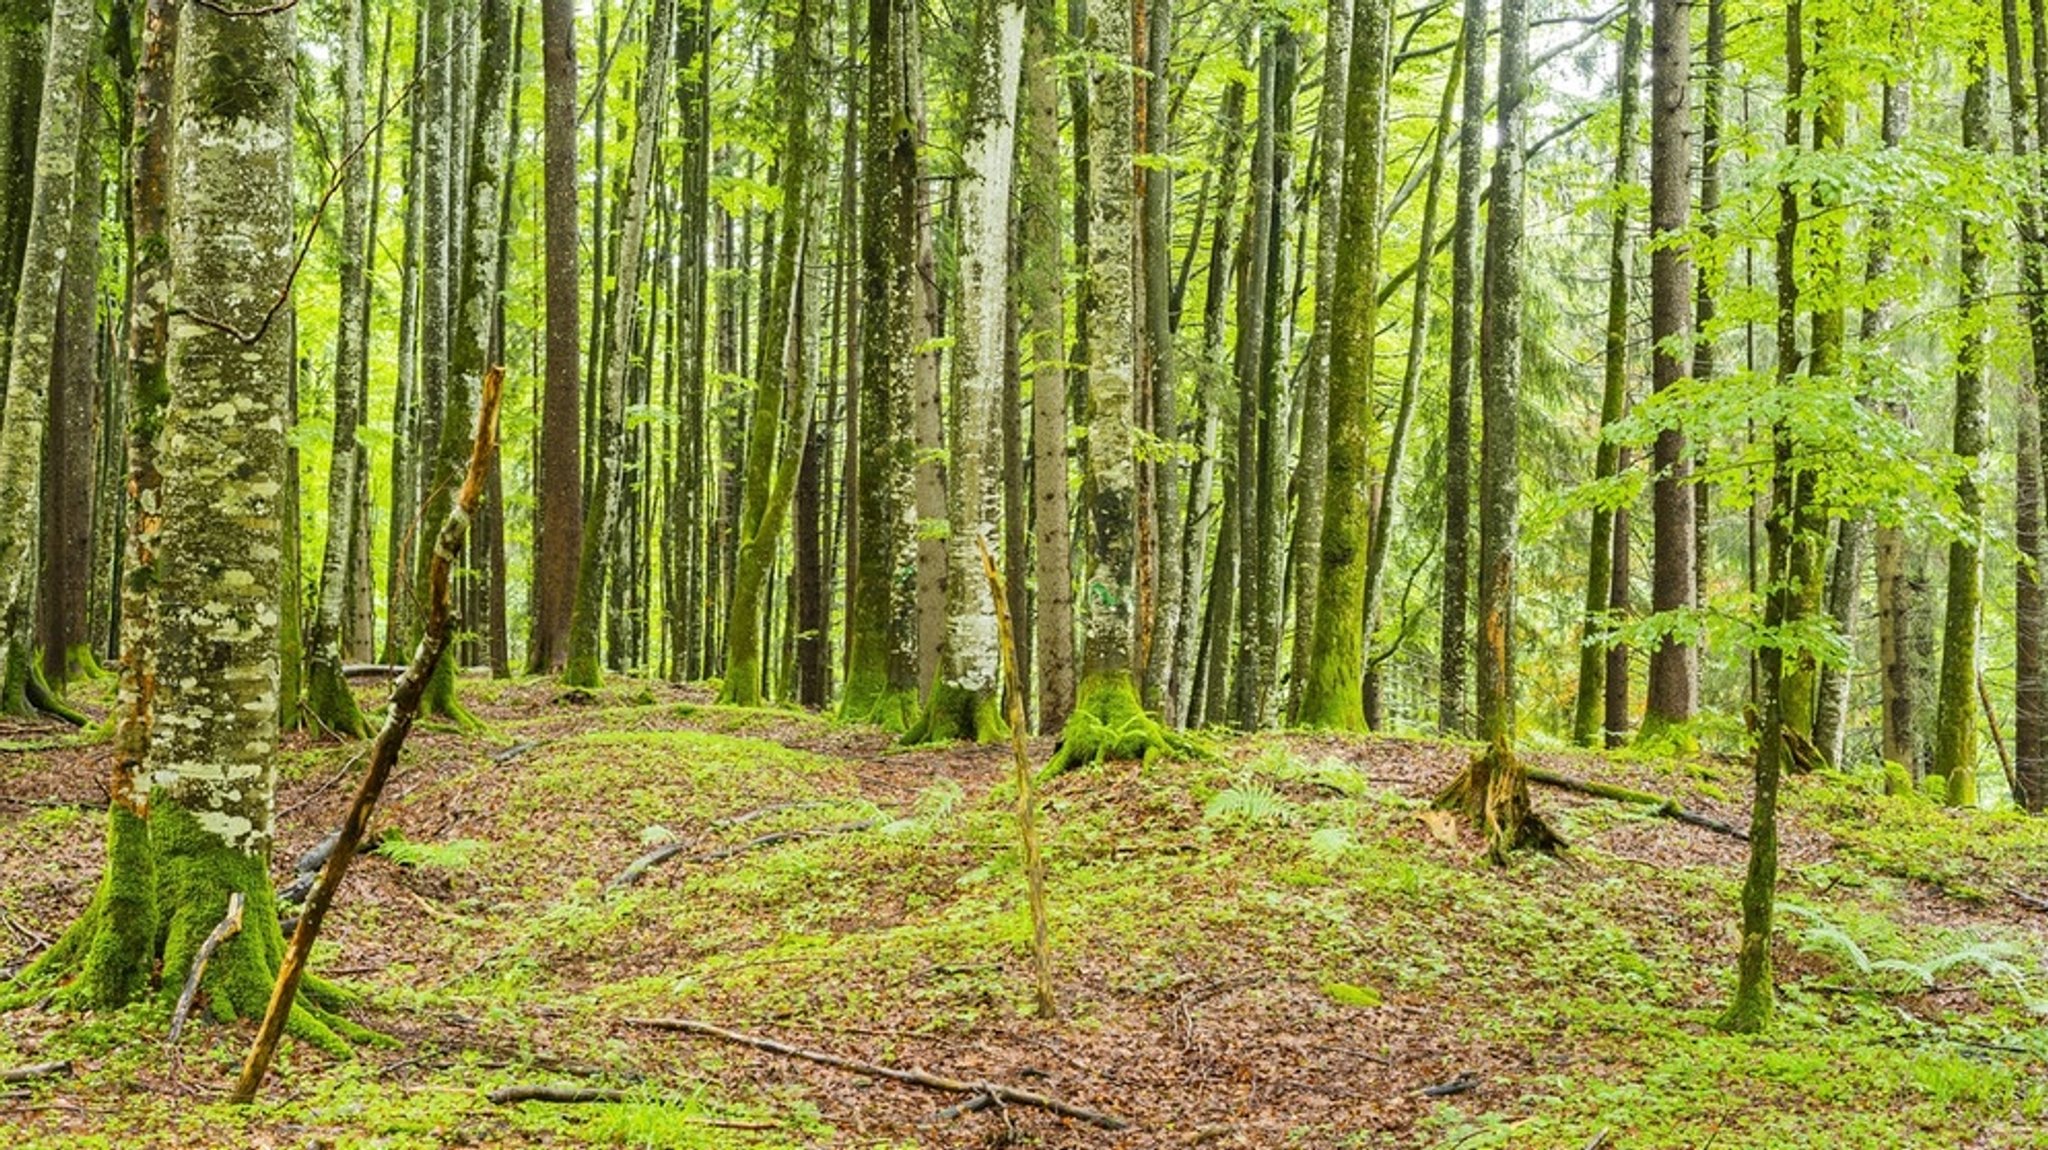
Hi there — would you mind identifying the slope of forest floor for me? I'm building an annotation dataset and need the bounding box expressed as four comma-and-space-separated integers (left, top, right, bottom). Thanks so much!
2, 675, 2047, 1148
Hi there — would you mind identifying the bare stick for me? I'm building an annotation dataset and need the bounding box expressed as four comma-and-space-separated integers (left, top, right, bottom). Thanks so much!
167, 892, 244, 1046
0, 1061, 71, 1084
230, 368, 504, 1104
975, 536, 1055, 1019
1978, 668, 2019, 800
608, 819, 881, 890
625, 1017, 1129, 1130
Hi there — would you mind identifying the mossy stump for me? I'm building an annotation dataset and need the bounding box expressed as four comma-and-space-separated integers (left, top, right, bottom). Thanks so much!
1434, 737, 1563, 864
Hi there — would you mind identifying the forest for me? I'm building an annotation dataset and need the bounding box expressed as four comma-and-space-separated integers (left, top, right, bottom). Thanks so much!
2, 0, 2048, 1143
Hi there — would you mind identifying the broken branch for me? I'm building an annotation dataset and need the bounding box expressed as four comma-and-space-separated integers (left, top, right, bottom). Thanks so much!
0, 1061, 71, 1084
624, 1017, 1130, 1131
1525, 768, 1749, 841
608, 819, 881, 891
168, 892, 245, 1045
230, 367, 503, 1105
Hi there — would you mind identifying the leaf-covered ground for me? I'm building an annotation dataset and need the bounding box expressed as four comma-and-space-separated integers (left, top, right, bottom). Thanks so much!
3, 675, 2047, 1148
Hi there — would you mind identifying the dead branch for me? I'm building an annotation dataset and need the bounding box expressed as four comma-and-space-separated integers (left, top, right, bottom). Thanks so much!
0, 1061, 71, 1084
624, 1017, 1131, 1131
168, 892, 245, 1045
2010, 887, 2048, 913
1525, 767, 1749, 840
230, 368, 504, 1105
341, 664, 408, 678
484, 1083, 780, 1128
607, 819, 881, 891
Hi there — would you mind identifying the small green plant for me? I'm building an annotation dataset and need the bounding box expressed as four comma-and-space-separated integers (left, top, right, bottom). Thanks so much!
1202, 777, 1298, 828
376, 833, 488, 871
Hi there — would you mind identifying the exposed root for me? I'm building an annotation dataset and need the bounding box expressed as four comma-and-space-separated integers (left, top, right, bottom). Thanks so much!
900, 681, 1006, 747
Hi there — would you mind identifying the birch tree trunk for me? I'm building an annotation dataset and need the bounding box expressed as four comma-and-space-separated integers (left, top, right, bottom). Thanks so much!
909, 0, 1024, 743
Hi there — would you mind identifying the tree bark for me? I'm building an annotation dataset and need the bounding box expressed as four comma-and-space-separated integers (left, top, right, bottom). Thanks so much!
1021, 0, 1073, 733
1436, 0, 1485, 737
532, 0, 585, 675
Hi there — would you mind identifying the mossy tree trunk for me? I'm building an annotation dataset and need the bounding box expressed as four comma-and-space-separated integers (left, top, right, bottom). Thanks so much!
1021, 0, 1073, 734
1051, 0, 1169, 768
568, 0, 676, 691
1137, 0, 1181, 725
1360, 35, 1459, 729
1572, 0, 1640, 747
719, 0, 818, 707
909, 0, 1024, 744
838, 0, 924, 731
37, 89, 99, 695
0, 0, 92, 721
2005, 0, 2048, 812
1297, 0, 1389, 732
1436, 0, 1486, 738
1934, 48, 1991, 809
1283, 0, 1350, 725
305, 0, 374, 740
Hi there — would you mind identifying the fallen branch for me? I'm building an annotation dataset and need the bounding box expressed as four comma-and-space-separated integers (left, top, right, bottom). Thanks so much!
977, 536, 1056, 1019
607, 819, 881, 891
1526, 768, 1748, 841
484, 1083, 780, 1128
0, 1061, 70, 1084
230, 367, 504, 1105
488, 740, 544, 764
2010, 887, 2048, 914
1418, 1070, 1480, 1097
168, 893, 245, 1045
341, 664, 408, 678
624, 1017, 1130, 1131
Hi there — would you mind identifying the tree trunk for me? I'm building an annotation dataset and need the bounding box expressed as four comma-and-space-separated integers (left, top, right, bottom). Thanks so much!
1284, 0, 1352, 723
1436, 0, 1485, 737
0, 0, 92, 720
1572, 0, 1640, 747
910, 0, 1024, 743
305, 0, 375, 739
1297, 0, 1389, 731
1021, 0, 1073, 733
568, 0, 676, 689
1934, 46, 1992, 808
38, 90, 99, 691
1138, 0, 1180, 723
1640, 0, 1695, 744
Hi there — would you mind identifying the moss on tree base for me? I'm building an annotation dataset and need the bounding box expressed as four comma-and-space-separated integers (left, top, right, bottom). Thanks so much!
901, 681, 1006, 746
838, 683, 919, 733
1046, 671, 1195, 774
1434, 737, 1564, 864
304, 658, 371, 740
419, 657, 480, 733
7, 805, 375, 1054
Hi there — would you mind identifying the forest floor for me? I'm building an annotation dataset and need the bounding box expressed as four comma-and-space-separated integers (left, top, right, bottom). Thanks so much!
2, 675, 2047, 1148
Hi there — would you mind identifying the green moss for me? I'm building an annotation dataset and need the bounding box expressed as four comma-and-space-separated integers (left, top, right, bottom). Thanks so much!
420, 658, 480, 733
304, 656, 371, 739
837, 683, 918, 733
900, 681, 1005, 746
1045, 670, 1171, 774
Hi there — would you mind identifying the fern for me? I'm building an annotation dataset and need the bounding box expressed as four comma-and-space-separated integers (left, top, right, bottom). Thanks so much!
376, 834, 487, 871
1203, 778, 1299, 828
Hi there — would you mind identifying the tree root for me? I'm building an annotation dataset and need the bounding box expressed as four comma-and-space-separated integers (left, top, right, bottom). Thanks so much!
900, 681, 1006, 747
1045, 670, 1199, 775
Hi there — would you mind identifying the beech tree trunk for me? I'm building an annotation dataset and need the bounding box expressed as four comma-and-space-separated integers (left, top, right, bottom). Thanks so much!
1436, 0, 1486, 737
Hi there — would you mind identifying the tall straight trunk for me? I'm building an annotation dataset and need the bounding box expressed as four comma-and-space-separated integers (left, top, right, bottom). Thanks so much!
1361, 37, 1460, 728
411, 0, 453, 657
412, 0, 513, 725
1284, 0, 1353, 722
1572, 0, 1640, 747
1245, 27, 1297, 727
305, 0, 374, 739
839, 0, 924, 730
1436, 0, 1485, 736
343, 9, 394, 666
380, 56, 425, 665
1297, 0, 1389, 731
1934, 49, 1992, 808
1138, 0, 1181, 722
1688, 0, 1722, 714
911, 0, 1025, 743
2009, 0, 2048, 810
531, 0, 583, 674
567, 0, 676, 688
0, 0, 92, 719
671, 0, 710, 681
1723, 0, 1804, 1032
0, 1, 48, 384
1049, 0, 1171, 765
1604, 445, 1632, 747
38, 92, 99, 689
1641, 0, 1695, 742
1021, 0, 1073, 732
720, 0, 820, 706
1226, 36, 1277, 728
